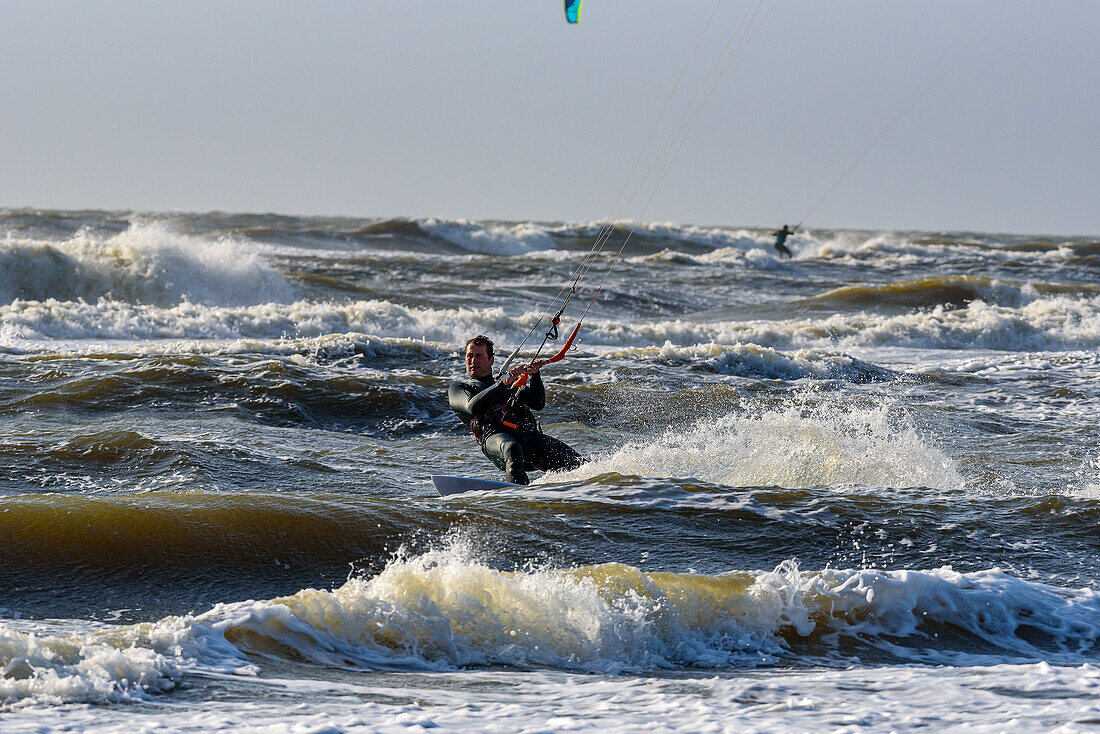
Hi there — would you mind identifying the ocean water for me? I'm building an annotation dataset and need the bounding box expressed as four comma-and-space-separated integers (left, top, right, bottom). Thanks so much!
1, 209, 1098, 732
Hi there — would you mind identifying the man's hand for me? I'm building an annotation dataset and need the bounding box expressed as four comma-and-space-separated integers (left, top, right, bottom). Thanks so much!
501, 364, 525, 386
523, 358, 551, 372
501, 359, 549, 386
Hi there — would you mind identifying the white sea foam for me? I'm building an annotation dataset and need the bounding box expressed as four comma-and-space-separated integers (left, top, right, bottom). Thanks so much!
608, 341, 893, 382
938, 349, 1100, 373
816, 230, 928, 259
419, 219, 558, 255
629, 227, 955, 263
0, 299, 539, 346
0, 221, 292, 307
4, 290, 1098, 353
185, 557, 1100, 670
0, 609, 256, 709
0, 623, 183, 708
632, 222, 767, 250
0, 332, 451, 372
554, 399, 963, 490
4, 663, 1098, 733
620, 227, 817, 263
810, 230, 1015, 264
587, 295, 1100, 352
416, 217, 826, 261
3, 545, 1098, 712
836, 296, 1100, 350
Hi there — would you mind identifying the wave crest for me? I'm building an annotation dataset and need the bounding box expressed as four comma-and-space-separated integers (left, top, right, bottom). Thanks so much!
5, 544, 1097, 708
0, 221, 291, 307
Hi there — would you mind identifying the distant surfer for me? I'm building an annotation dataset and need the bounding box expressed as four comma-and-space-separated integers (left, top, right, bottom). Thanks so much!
449, 335, 584, 485
773, 224, 796, 259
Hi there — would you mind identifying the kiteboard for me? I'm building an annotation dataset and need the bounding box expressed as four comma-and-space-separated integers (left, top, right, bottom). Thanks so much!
431, 475, 520, 496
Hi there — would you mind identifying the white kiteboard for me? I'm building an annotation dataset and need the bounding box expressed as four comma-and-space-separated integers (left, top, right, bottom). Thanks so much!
431, 475, 520, 496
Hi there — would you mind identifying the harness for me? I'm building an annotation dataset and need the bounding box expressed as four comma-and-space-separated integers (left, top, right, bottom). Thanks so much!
468, 395, 539, 446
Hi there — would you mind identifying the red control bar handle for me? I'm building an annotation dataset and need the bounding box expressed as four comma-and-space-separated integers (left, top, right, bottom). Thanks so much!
512, 322, 581, 389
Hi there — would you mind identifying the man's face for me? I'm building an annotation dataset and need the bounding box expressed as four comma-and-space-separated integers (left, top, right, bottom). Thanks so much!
465, 343, 494, 379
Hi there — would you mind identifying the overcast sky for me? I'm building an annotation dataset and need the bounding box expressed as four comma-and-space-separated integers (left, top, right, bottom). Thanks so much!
2, 1, 1097, 235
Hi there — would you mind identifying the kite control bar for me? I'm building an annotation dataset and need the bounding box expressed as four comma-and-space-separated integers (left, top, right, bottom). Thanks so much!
510, 321, 581, 390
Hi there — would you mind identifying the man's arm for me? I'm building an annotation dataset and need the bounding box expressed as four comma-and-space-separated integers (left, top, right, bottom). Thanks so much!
516, 370, 546, 411
449, 379, 510, 419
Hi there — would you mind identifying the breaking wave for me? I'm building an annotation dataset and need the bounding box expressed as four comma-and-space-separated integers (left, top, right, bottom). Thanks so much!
3, 542, 1097, 708
4, 292, 1098, 352
0, 221, 292, 307
610, 342, 895, 382
801, 275, 1100, 311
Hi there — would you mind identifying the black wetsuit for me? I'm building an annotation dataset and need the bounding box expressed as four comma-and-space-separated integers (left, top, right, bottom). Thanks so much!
774, 227, 794, 258
448, 371, 583, 485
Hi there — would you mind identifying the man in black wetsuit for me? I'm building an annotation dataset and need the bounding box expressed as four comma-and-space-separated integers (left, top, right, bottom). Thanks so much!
773, 224, 796, 258
448, 335, 584, 485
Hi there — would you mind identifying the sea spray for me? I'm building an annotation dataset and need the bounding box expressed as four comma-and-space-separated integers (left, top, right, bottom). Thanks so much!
556, 398, 963, 490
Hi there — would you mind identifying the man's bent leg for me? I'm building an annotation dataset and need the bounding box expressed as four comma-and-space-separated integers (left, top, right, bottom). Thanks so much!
522, 431, 584, 474
482, 433, 531, 485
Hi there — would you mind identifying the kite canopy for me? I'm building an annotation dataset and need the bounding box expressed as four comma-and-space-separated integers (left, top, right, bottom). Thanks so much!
564, 0, 581, 23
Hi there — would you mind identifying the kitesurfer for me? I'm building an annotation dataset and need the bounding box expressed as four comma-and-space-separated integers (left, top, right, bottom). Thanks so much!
449, 335, 584, 485
773, 224, 796, 258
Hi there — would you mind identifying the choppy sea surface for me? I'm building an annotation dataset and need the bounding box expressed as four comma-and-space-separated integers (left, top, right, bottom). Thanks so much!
1, 209, 1098, 732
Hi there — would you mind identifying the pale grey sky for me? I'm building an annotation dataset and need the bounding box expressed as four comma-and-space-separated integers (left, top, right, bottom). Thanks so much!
2, 1, 1097, 235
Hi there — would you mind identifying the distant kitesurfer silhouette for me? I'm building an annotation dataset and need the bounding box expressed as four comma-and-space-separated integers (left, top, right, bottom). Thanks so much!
773, 224, 796, 258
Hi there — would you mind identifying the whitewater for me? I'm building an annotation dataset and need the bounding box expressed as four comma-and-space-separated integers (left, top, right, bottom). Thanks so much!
1, 209, 1098, 732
